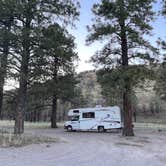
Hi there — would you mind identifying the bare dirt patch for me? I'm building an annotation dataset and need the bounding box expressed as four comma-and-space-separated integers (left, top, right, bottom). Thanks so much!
0, 122, 166, 166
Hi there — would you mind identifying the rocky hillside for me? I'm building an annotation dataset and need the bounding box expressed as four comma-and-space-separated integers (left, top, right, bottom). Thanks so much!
77, 70, 105, 107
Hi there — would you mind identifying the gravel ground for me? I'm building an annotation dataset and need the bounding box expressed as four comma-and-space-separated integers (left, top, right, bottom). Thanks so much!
0, 128, 166, 166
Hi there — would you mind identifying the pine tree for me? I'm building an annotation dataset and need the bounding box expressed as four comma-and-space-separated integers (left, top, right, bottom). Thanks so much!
162, 0, 166, 16
35, 24, 78, 128
11, 0, 79, 134
87, 0, 157, 136
161, 0, 166, 53
0, 0, 16, 119
154, 0, 166, 101
155, 62, 166, 100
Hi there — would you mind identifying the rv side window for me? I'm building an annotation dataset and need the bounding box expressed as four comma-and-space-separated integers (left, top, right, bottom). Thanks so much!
73, 110, 79, 113
82, 112, 95, 118
71, 116, 79, 121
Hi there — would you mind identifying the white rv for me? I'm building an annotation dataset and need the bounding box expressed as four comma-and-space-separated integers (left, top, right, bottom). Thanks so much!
64, 106, 122, 132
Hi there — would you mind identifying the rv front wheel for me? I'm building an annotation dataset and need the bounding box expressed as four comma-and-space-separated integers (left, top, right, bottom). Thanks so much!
98, 126, 105, 132
67, 126, 72, 132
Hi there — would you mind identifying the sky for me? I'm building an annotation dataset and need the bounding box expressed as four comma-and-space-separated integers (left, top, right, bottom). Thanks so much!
71, 0, 101, 72
73, 0, 166, 72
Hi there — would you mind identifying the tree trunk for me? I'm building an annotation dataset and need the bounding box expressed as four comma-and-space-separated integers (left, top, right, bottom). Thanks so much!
0, 56, 8, 119
0, 27, 10, 119
51, 57, 58, 128
14, 18, 30, 134
0, 80, 5, 119
122, 89, 134, 136
51, 93, 58, 128
14, 64, 28, 134
119, 3, 134, 136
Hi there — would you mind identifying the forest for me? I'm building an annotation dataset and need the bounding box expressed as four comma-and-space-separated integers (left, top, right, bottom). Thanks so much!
0, 0, 166, 138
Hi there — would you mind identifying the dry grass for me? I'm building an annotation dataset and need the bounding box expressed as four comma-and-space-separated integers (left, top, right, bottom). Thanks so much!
0, 120, 51, 129
0, 121, 63, 148
134, 122, 166, 129
115, 142, 143, 147
0, 133, 58, 148
1, 120, 166, 130
0, 120, 166, 148
0, 120, 64, 129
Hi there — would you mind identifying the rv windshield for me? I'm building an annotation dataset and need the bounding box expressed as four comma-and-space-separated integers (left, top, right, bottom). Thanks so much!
69, 116, 79, 121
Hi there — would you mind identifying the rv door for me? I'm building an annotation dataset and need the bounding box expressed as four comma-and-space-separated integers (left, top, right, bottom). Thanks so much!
70, 116, 80, 130
80, 112, 96, 130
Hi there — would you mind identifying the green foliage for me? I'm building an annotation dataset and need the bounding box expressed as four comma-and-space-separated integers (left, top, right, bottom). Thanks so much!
155, 1, 166, 100
57, 74, 80, 102
154, 62, 166, 101
0, 0, 18, 118
2, 76, 82, 121
87, 0, 157, 104
0, 0, 80, 132
3, 90, 17, 119
97, 65, 153, 105
0, 1, 80, 125
87, 0, 157, 67
0, 0, 16, 77
162, 0, 166, 16
6, 0, 80, 82
31, 24, 78, 100
87, 0, 158, 135
160, 0, 166, 59
40, 24, 77, 75
25, 24, 80, 123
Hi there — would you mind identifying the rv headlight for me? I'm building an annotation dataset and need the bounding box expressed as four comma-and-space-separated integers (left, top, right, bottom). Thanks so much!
65, 121, 71, 126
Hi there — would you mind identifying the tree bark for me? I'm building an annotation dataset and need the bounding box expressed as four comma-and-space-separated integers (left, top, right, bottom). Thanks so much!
119, 1, 134, 136
122, 87, 134, 136
0, 26, 10, 119
14, 17, 30, 134
51, 93, 58, 128
51, 58, 58, 128
14, 54, 29, 134
133, 111, 136, 122
0, 73, 6, 119
0, 84, 4, 119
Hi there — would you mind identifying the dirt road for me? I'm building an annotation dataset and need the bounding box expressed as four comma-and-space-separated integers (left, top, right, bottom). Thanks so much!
0, 128, 166, 166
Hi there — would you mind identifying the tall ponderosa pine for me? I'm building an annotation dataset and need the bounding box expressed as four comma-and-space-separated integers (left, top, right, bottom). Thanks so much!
12, 0, 79, 134
154, 0, 166, 102
0, 0, 16, 119
87, 0, 157, 136
36, 24, 78, 128
161, 0, 166, 50
155, 62, 166, 101
162, 0, 166, 15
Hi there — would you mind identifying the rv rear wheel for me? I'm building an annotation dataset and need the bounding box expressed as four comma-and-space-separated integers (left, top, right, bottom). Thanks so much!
98, 126, 105, 132
67, 126, 72, 132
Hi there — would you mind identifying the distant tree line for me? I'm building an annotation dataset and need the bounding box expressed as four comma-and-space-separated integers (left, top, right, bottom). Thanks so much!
2, 80, 85, 122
